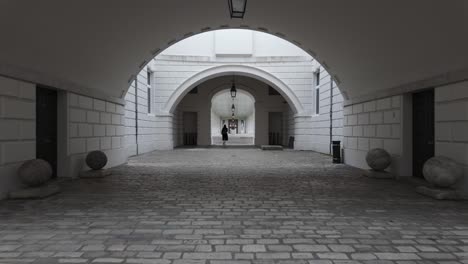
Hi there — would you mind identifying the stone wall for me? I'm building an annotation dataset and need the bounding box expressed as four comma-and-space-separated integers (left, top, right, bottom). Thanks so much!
343, 95, 403, 173
435, 81, 468, 191
144, 55, 343, 153
67, 93, 127, 177
124, 69, 173, 155
302, 67, 343, 153
0, 76, 36, 199
152, 56, 315, 115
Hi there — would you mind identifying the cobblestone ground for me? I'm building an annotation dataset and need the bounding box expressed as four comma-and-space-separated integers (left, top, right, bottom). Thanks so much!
1, 148, 468, 264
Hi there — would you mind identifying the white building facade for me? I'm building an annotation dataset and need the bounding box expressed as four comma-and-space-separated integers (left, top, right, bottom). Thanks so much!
123, 30, 343, 154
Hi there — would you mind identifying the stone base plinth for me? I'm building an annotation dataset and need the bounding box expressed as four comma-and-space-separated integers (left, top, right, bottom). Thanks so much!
261, 145, 283, 151
9, 184, 61, 199
79, 169, 111, 179
416, 186, 466, 200
363, 170, 394, 179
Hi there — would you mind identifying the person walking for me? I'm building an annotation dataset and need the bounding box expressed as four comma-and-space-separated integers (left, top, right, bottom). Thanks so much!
221, 124, 228, 146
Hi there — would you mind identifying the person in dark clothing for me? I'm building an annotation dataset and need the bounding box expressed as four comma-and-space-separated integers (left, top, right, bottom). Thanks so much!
221, 124, 228, 146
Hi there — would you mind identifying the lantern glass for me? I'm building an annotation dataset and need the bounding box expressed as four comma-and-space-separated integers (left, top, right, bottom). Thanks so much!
230, 85, 237, 98
228, 0, 247, 19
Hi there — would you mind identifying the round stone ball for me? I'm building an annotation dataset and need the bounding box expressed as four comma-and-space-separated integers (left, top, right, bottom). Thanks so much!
366, 148, 392, 171
423, 156, 463, 187
18, 159, 52, 187
86, 150, 107, 170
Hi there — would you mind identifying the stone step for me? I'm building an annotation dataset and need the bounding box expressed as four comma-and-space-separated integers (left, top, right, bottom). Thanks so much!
261, 145, 283, 150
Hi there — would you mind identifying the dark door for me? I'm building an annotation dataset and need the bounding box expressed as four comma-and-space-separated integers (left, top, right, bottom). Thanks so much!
412, 89, 434, 178
183, 112, 197, 145
268, 112, 283, 145
36, 87, 57, 177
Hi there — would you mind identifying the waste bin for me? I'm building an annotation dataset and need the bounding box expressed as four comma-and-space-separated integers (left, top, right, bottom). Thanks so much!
332, 140, 341, 163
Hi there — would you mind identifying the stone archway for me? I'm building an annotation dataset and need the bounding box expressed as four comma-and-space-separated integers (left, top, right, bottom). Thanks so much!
163, 65, 305, 115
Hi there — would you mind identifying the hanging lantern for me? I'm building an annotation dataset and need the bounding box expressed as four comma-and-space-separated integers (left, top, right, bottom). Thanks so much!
228, 0, 248, 19
230, 83, 237, 98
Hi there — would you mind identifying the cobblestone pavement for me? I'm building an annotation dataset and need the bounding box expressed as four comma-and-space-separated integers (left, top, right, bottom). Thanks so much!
1, 148, 468, 264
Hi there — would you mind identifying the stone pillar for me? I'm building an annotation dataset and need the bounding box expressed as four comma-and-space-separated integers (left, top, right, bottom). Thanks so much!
294, 114, 313, 151
151, 114, 174, 150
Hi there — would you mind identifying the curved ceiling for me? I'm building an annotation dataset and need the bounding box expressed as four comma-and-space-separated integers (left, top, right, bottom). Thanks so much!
0, 0, 467, 103
211, 90, 255, 118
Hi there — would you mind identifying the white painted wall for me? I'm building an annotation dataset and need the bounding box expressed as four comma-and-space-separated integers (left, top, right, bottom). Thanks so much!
303, 66, 344, 153
342, 80, 468, 193
124, 69, 173, 154
0, 76, 131, 199
434, 81, 468, 192
0, 76, 36, 199
162, 29, 309, 58
138, 29, 345, 153
215, 30, 253, 56
343, 96, 404, 175
67, 93, 127, 178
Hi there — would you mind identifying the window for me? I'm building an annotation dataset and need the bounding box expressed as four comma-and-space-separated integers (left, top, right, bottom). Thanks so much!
268, 86, 280, 95
315, 68, 320, 114
315, 69, 320, 86
147, 87, 151, 113
315, 87, 320, 114
146, 68, 152, 113
147, 69, 152, 85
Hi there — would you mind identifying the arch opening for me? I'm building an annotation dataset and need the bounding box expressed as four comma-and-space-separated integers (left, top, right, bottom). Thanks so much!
172, 75, 296, 148
164, 65, 305, 116
211, 89, 256, 146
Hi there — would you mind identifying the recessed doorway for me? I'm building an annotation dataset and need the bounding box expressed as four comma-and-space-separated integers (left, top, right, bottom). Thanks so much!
183, 112, 198, 146
36, 87, 58, 177
268, 112, 283, 145
412, 89, 435, 178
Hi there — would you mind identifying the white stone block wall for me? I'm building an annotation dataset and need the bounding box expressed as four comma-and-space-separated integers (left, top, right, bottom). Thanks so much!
124, 69, 173, 155
283, 106, 295, 147
67, 93, 127, 177
343, 95, 403, 173
434, 81, 468, 191
306, 67, 344, 154
0, 76, 36, 199
152, 56, 315, 114
173, 108, 182, 147
147, 56, 344, 153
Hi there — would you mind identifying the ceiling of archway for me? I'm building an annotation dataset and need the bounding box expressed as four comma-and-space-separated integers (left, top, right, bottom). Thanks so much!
0, 0, 467, 102
211, 90, 255, 118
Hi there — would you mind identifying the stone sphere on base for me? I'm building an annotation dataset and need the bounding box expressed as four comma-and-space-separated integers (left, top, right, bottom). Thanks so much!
366, 148, 392, 171
86, 150, 108, 170
18, 159, 53, 187
423, 156, 462, 187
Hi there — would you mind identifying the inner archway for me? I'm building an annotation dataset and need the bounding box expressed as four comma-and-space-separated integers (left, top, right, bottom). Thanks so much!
172, 75, 296, 148
211, 89, 255, 146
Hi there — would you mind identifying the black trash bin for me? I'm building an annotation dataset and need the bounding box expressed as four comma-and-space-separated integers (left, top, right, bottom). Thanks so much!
332, 140, 341, 163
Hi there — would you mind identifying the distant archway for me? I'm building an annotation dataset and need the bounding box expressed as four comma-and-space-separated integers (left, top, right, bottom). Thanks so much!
210, 89, 256, 146
163, 65, 305, 115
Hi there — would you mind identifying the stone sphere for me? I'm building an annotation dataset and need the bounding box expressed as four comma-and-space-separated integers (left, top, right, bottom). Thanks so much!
423, 156, 462, 187
86, 150, 107, 170
366, 148, 392, 171
18, 159, 52, 187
